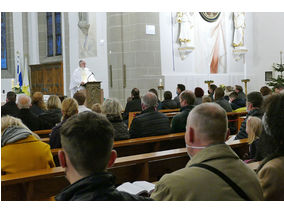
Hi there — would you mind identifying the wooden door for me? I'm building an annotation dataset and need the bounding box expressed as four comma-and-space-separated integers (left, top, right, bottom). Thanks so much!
30, 62, 63, 96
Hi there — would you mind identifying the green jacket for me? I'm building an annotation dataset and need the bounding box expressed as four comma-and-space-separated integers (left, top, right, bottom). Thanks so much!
151, 144, 263, 201
171, 105, 194, 133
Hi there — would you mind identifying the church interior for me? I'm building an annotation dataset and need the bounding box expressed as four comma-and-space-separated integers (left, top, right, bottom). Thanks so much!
1, 4, 284, 205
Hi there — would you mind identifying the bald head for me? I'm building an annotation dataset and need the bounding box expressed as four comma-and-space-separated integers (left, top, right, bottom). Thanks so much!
187, 103, 228, 144
142, 92, 158, 109
17, 94, 31, 109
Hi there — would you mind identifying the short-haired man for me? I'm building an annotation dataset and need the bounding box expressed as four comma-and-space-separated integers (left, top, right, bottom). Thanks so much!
229, 91, 246, 110
235, 91, 263, 140
73, 91, 91, 113
160, 91, 178, 109
151, 103, 263, 201
208, 84, 217, 101
174, 84, 186, 108
56, 111, 151, 201
15, 94, 47, 131
1, 91, 19, 117
123, 88, 142, 121
214, 87, 232, 112
235, 85, 246, 101
129, 92, 171, 138
171, 90, 195, 133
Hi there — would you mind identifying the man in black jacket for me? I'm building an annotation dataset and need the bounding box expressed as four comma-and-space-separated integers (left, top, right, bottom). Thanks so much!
123, 88, 142, 121
235, 92, 263, 140
161, 91, 178, 109
174, 84, 185, 108
229, 92, 246, 110
171, 90, 195, 133
56, 111, 151, 201
129, 92, 171, 138
1, 91, 19, 117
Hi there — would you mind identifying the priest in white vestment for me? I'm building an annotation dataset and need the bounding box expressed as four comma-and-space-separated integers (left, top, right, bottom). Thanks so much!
70, 59, 96, 97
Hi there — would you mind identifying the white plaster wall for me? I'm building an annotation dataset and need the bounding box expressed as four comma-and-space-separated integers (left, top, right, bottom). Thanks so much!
68, 12, 109, 98
28, 12, 39, 65
159, 12, 255, 95
252, 12, 284, 91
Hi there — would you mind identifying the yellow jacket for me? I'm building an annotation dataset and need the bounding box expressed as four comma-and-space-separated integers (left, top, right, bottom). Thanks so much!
1, 135, 55, 174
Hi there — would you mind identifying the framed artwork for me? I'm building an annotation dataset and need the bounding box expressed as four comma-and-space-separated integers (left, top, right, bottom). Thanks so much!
200, 12, 221, 22
265, 71, 273, 81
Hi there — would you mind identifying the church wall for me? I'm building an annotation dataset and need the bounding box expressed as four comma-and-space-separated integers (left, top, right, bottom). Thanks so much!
252, 12, 284, 91
159, 12, 255, 96
107, 12, 163, 107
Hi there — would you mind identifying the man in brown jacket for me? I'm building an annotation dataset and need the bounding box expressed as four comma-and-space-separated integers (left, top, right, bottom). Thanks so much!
151, 103, 263, 201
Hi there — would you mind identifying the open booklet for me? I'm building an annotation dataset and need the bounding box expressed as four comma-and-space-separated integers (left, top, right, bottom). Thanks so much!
116, 181, 155, 196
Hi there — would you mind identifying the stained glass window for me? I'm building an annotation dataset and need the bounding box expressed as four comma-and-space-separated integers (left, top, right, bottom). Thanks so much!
55, 12, 62, 55
1, 12, 8, 70
46, 12, 54, 56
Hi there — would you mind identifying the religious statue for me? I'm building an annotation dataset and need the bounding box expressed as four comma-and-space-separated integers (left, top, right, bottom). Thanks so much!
78, 12, 90, 49
233, 12, 246, 48
177, 12, 195, 60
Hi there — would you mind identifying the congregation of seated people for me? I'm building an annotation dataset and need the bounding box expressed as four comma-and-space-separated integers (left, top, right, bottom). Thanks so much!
1, 83, 284, 201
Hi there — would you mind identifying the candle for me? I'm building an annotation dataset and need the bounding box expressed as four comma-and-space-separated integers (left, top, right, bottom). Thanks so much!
244, 56, 247, 79
159, 78, 162, 86
281, 51, 283, 65
11, 79, 14, 88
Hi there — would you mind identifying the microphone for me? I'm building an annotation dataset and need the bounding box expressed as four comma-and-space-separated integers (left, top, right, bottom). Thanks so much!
87, 71, 96, 82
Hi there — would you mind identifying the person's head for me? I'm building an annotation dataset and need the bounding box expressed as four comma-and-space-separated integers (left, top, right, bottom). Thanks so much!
274, 84, 284, 94
102, 98, 123, 119
214, 87, 225, 100
179, 90, 195, 107
258, 94, 284, 160
61, 98, 79, 121
1, 115, 39, 139
59, 111, 116, 184
202, 95, 212, 103
17, 94, 32, 109
246, 91, 263, 111
73, 91, 86, 106
260, 86, 272, 97
91, 103, 102, 113
176, 84, 185, 95
229, 91, 238, 102
185, 103, 229, 158
47, 95, 61, 110
141, 92, 158, 111
246, 116, 262, 144
235, 85, 243, 93
149, 88, 159, 100
79, 59, 86, 68
131, 88, 140, 99
194, 87, 204, 98
6, 91, 16, 103
163, 91, 172, 101
225, 86, 234, 93
32, 92, 47, 110
208, 84, 217, 95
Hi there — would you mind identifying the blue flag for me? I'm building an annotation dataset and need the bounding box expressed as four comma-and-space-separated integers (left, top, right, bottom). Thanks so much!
17, 63, 23, 87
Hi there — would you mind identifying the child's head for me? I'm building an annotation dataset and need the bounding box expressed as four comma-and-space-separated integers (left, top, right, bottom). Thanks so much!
246, 116, 262, 144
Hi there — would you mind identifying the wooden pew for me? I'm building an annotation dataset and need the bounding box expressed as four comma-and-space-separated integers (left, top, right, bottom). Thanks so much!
1, 148, 188, 201
2, 142, 254, 201
33, 129, 52, 138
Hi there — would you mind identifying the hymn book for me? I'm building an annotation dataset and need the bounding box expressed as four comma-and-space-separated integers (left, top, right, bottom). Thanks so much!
116, 181, 155, 196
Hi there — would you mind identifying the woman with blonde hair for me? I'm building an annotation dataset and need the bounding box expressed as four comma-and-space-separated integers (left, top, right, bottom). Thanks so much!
246, 116, 262, 160
102, 98, 129, 140
39, 95, 62, 129
1, 115, 55, 174
30, 92, 47, 115
49, 98, 78, 149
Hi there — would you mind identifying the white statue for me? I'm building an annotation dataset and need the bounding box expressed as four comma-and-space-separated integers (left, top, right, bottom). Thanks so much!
177, 12, 195, 60
233, 12, 245, 48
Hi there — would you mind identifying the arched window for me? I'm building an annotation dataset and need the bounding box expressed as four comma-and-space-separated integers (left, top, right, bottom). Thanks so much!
46, 12, 62, 57
1, 12, 8, 70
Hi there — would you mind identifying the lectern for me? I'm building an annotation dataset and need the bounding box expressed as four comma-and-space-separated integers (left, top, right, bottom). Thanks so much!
84, 81, 102, 108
